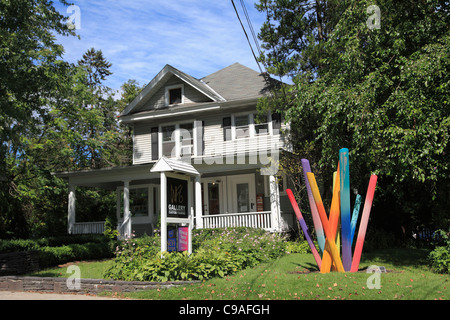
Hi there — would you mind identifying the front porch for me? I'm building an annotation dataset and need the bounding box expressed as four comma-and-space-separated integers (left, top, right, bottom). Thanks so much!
72, 210, 275, 236
57, 160, 287, 238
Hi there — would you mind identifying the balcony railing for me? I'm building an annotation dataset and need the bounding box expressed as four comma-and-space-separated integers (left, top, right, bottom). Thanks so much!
72, 222, 105, 235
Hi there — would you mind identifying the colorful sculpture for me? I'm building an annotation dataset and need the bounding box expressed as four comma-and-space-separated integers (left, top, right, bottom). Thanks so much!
287, 149, 377, 273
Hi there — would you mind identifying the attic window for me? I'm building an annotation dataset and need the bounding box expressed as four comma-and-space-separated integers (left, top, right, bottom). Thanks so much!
165, 85, 184, 106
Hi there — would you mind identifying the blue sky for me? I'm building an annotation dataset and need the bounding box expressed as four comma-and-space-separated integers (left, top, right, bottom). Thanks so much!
54, 0, 266, 94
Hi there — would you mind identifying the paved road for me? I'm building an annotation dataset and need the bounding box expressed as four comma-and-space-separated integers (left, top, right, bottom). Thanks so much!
0, 290, 129, 300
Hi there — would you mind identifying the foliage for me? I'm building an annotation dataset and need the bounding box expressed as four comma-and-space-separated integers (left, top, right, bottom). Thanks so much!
256, 0, 450, 236
0, 0, 144, 238
428, 229, 450, 274
285, 240, 310, 254
0, 234, 111, 254
125, 249, 448, 300
37, 242, 113, 268
0, 234, 115, 269
103, 216, 119, 240
256, 0, 346, 78
104, 228, 288, 282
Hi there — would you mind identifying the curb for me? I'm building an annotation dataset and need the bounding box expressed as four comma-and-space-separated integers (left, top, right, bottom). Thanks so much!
0, 276, 199, 295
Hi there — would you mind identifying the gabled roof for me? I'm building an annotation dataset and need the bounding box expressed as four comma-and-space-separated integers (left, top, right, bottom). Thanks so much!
201, 63, 272, 101
150, 157, 199, 176
120, 64, 226, 117
120, 63, 276, 118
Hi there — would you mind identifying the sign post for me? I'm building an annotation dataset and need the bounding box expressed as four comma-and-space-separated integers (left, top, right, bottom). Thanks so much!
151, 157, 200, 256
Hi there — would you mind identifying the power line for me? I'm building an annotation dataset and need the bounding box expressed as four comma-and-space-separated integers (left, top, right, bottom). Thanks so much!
231, 0, 264, 74
240, 0, 263, 60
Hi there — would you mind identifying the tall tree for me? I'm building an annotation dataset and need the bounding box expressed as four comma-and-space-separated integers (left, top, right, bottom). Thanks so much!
256, 0, 348, 78
257, 0, 450, 236
0, 0, 75, 238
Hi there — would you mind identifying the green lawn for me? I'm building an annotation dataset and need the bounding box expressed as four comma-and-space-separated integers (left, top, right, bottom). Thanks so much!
28, 248, 449, 300
27, 259, 115, 279
124, 248, 449, 300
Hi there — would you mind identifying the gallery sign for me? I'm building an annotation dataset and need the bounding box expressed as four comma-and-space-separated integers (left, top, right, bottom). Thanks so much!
178, 227, 189, 252
167, 227, 178, 252
167, 177, 188, 218
166, 226, 189, 252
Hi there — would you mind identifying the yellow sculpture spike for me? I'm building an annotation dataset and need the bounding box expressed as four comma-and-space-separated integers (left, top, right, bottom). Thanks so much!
306, 172, 345, 273
321, 167, 341, 273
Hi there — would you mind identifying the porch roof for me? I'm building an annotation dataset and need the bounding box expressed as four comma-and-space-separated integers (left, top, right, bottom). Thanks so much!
53, 157, 266, 189
150, 157, 199, 176
53, 163, 159, 189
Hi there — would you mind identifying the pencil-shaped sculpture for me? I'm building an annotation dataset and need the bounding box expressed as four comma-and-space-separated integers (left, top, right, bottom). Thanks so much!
306, 172, 345, 273
286, 189, 322, 269
351, 175, 378, 272
301, 159, 325, 255
320, 167, 340, 273
339, 148, 352, 271
350, 194, 362, 246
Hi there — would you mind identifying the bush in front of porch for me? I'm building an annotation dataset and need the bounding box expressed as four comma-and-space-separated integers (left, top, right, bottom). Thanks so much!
104, 228, 289, 282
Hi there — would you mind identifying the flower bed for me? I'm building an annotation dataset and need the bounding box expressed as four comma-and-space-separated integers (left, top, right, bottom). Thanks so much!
104, 227, 288, 282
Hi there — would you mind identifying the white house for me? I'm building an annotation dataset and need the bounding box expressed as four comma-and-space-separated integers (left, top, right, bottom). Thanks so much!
55, 63, 295, 237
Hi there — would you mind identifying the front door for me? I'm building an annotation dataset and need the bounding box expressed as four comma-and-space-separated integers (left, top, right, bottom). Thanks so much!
202, 178, 224, 215
228, 174, 256, 213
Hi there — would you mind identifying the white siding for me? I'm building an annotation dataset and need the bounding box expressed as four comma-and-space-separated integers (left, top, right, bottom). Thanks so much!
132, 112, 286, 165
137, 75, 212, 112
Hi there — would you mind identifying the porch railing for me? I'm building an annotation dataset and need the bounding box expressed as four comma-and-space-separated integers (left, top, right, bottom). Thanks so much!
72, 222, 105, 235
201, 211, 272, 231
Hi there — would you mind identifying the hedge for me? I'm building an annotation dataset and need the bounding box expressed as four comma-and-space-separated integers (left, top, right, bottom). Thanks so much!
0, 235, 115, 269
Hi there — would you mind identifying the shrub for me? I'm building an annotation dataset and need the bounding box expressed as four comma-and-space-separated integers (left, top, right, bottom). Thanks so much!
104, 227, 288, 281
285, 240, 310, 254
38, 242, 114, 268
0, 235, 111, 254
428, 229, 450, 274
0, 235, 115, 269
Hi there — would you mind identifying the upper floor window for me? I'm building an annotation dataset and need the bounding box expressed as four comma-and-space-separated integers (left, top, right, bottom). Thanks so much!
223, 117, 232, 141
222, 113, 275, 141
154, 122, 197, 160
165, 84, 184, 106
162, 125, 175, 157
179, 123, 194, 157
254, 113, 269, 135
235, 115, 250, 139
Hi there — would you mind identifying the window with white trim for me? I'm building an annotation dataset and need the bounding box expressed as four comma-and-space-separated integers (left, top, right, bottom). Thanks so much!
235, 114, 250, 139
162, 125, 175, 157
165, 84, 184, 106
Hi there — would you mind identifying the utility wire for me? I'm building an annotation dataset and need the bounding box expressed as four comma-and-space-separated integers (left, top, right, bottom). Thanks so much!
231, 0, 288, 113
240, 0, 263, 60
231, 0, 264, 74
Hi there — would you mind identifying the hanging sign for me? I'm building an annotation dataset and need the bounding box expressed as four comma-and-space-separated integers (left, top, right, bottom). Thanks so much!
167, 177, 188, 218
178, 227, 189, 252
167, 226, 177, 252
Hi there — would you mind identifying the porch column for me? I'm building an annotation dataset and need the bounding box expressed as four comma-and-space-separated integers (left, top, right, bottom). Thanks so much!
123, 180, 131, 238
269, 175, 281, 232
195, 175, 203, 229
160, 172, 167, 253
68, 184, 76, 234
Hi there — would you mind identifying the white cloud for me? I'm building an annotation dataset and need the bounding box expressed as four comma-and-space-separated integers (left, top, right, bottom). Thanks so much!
54, 0, 266, 91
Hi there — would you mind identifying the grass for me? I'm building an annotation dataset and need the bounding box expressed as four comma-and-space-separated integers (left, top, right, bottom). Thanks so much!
123, 248, 449, 300
27, 259, 115, 279
26, 248, 449, 300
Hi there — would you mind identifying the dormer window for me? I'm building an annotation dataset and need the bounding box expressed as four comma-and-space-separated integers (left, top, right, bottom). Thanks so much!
165, 84, 184, 106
